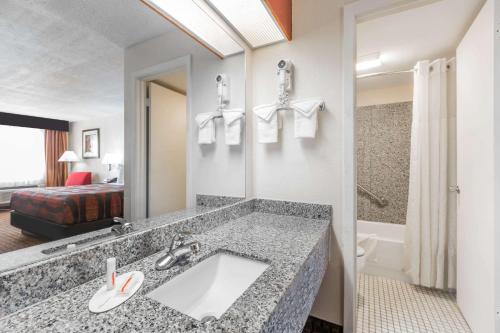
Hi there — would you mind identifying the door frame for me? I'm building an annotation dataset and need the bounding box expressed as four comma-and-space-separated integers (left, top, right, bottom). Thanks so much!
126, 55, 193, 220
342, 1, 436, 331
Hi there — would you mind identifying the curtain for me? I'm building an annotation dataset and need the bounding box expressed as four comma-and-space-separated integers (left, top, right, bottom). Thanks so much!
404, 59, 455, 289
44, 130, 68, 187
0, 125, 45, 188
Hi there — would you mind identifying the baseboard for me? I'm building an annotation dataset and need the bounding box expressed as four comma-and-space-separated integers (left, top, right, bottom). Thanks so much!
303, 316, 343, 333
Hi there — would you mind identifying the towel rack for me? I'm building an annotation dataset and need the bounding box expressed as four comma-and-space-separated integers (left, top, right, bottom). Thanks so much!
210, 111, 246, 119
357, 184, 388, 207
275, 101, 326, 112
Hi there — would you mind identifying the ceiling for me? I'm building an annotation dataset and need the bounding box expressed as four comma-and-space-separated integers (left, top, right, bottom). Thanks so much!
0, 0, 175, 121
153, 69, 187, 95
357, 0, 485, 91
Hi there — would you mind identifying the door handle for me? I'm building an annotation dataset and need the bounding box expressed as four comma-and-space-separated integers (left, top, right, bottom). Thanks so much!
449, 185, 460, 194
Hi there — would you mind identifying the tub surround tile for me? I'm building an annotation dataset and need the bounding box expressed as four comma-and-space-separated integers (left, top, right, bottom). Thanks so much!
0, 210, 330, 333
357, 102, 412, 225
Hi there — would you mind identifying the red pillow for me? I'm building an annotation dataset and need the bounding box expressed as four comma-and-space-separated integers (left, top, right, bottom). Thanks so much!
65, 172, 92, 186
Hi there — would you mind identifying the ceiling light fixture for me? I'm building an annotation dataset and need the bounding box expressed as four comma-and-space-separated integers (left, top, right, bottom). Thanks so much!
356, 53, 383, 71
206, 0, 290, 48
142, 0, 244, 58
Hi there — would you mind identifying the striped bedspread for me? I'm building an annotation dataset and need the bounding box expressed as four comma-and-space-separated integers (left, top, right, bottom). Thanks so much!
10, 184, 123, 225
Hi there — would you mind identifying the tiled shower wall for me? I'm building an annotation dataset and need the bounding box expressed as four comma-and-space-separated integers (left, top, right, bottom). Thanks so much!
357, 101, 412, 224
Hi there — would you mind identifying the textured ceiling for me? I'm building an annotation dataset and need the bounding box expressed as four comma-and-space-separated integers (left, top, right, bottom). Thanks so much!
0, 0, 175, 121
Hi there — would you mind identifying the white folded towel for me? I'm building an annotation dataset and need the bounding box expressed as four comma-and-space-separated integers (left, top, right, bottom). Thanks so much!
195, 112, 217, 144
253, 103, 279, 143
222, 109, 244, 145
290, 99, 324, 138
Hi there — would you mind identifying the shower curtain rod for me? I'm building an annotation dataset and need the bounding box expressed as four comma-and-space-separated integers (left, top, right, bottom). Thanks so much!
357, 69, 414, 79
357, 57, 456, 80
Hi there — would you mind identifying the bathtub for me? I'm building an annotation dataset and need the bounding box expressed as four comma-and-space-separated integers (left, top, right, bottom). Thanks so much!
357, 220, 410, 282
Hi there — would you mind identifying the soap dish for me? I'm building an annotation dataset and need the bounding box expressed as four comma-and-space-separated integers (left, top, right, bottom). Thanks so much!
89, 271, 144, 313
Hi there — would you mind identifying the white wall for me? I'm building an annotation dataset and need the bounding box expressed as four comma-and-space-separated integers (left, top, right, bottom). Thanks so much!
124, 29, 246, 218
69, 113, 124, 183
251, 0, 344, 324
456, 0, 496, 332
357, 83, 413, 106
190, 50, 246, 198
149, 83, 186, 216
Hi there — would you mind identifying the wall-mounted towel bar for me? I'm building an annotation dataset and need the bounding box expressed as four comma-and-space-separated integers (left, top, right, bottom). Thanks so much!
357, 184, 388, 207
210, 111, 246, 119
275, 101, 326, 112
252, 60, 326, 143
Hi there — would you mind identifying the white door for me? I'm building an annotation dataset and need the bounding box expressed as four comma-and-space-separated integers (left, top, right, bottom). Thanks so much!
148, 82, 187, 217
456, 1, 495, 332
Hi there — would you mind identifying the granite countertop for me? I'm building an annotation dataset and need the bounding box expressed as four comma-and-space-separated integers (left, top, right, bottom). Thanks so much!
0, 211, 330, 332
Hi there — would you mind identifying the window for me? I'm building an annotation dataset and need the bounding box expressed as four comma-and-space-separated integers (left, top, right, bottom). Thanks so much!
0, 125, 45, 188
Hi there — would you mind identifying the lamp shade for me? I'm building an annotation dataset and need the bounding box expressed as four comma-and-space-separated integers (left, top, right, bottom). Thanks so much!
102, 153, 121, 165
58, 150, 80, 162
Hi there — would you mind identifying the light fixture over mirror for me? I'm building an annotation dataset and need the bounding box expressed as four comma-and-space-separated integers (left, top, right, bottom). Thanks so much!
141, 0, 245, 58
206, 0, 291, 48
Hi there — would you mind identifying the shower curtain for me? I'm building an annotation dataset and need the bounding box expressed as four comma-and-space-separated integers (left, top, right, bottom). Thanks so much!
404, 59, 455, 289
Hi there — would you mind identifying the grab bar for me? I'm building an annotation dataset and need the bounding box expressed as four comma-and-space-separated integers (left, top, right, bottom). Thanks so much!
357, 184, 388, 207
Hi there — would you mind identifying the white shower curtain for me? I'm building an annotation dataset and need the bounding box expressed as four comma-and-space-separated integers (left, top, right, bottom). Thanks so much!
405, 59, 455, 289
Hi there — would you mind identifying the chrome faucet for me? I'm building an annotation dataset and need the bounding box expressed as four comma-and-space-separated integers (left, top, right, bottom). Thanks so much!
111, 217, 133, 236
155, 232, 201, 271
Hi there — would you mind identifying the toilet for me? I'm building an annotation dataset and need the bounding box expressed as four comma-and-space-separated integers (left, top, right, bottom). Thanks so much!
357, 233, 378, 272
357, 246, 367, 271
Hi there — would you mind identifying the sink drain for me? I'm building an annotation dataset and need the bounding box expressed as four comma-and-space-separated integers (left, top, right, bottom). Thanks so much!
200, 315, 217, 324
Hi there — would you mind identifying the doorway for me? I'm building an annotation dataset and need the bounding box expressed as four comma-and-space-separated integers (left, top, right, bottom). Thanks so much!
344, 0, 486, 332
146, 69, 188, 218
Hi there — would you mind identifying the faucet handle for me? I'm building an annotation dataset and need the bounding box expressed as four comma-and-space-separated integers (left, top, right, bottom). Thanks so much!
113, 217, 126, 225
168, 231, 193, 252
122, 222, 133, 233
190, 242, 200, 254
176, 231, 192, 242
111, 217, 133, 236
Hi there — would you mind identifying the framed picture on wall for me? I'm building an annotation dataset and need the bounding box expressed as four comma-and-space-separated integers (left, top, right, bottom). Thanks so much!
82, 128, 100, 159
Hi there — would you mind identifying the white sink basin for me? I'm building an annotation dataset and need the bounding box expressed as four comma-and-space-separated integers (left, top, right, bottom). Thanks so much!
147, 252, 269, 321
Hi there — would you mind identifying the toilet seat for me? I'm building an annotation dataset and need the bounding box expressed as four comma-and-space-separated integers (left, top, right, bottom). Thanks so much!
357, 245, 367, 272
357, 233, 378, 273
357, 246, 365, 257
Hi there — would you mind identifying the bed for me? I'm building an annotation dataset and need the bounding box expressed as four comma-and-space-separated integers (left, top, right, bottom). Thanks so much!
10, 184, 123, 240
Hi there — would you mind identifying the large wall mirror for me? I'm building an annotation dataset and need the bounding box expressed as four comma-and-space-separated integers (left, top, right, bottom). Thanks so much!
0, 1, 246, 272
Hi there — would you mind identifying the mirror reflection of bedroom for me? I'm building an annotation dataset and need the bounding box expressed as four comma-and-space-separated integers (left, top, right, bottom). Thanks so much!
0, 1, 246, 272
0, 3, 126, 255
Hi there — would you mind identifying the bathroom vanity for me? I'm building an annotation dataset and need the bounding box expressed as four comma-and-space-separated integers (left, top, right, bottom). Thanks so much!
0, 198, 331, 332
